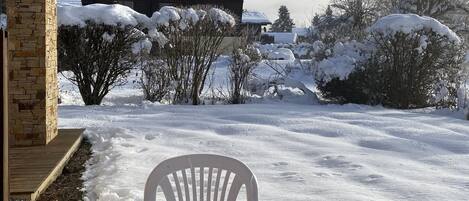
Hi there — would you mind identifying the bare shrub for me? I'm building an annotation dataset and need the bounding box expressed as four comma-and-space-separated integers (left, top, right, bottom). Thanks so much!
228, 35, 262, 104
156, 7, 236, 105
58, 22, 143, 105
139, 55, 171, 103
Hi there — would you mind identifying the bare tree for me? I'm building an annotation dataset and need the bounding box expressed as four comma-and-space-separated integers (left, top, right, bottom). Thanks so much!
331, 0, 379, 29
312, 0, 380, 43
58, 22, 142, 105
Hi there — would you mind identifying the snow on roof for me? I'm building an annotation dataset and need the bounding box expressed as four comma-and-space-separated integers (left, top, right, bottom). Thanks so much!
57, 0, 82, 6
58, 4, 152, 27
242, 11, 271, 24
369, 14, 461, 43
264, 32, 298, 44
292, 28, 309, 37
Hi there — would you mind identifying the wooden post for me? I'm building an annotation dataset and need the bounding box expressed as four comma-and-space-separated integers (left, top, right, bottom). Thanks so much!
2, 29, 9, 201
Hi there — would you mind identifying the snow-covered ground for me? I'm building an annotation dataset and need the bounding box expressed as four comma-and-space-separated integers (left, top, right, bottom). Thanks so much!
58, 60, 469, 201
60, 102, 469, 201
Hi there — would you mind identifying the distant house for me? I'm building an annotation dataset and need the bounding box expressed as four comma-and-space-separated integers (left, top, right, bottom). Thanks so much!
263, 32, 298, 44
240, 11, 271, 37
81, 0, 244, 20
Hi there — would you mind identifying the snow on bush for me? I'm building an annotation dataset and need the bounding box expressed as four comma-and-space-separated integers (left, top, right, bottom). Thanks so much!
316, 40, 370, 82
58, 4, 152, 28
267, 48, 296, 61
208, 8, 236, 27
263, 78, 319, 104
151, 6, 235, 29
369, 14, 461, 43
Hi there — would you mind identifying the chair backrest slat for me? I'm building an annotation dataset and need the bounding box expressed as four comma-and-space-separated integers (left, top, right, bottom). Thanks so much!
213, 168, 222, 201
191, 166, 197, 201
144, 154, 258, 201
182, 169, 190, 201
207, 167, 213, 201
172, 172, 184, 201
161, 176, 176, 201
227, 177, 242, 201
219, 171, 231, 201
200, 167, 204, 201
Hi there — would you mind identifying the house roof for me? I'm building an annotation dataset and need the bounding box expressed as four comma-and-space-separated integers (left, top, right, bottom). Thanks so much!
241, 11, 271, 25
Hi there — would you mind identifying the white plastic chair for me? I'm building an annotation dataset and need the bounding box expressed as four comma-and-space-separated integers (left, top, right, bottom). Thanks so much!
144, 154, 258, 201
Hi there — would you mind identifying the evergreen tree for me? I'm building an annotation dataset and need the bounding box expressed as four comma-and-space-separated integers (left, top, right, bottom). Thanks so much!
312, 14, 321, 26
271, 5, 295, 32
325, 5, 333, 16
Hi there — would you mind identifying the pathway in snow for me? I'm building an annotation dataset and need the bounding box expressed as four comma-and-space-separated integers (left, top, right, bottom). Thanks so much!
59, 104, 469, 201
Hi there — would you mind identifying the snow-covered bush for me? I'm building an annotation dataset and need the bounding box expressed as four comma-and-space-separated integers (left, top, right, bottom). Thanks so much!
58, 4, 151, 105
317, 14, 465, 109
153, 6, 236, 105
228, 38, 262, 104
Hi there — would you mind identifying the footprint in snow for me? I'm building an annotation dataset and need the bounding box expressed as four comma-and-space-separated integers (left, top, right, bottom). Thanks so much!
120, 143, 135, 148
137, 148, 149, 153
272, 162, 289, 167
276, 172, 305, 182
360, 174, 384, 184
145, 134, 160, 141
314, 172, 330, 177
317, 155, 363, 171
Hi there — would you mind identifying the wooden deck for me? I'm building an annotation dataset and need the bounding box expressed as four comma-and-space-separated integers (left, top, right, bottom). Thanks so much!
9, 129, 84, 201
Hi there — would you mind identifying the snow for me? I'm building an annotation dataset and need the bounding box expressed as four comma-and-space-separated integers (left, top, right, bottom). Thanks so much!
58, 4, 151, 28
57, 51, 469, 200
317, 41, 370, 81
54, 7, 469, 200
150, 6, 234, 29
132, 38, 152, 54
101, 32, 115, 42
60, 102, 469, 201
257, 43, 312, 59
369, 14, 461, 43
152, 6, 182, 27
208, 8, 236, 27
264, 33, 298, 44
267, 48, 296, 61
241, 11, 272, 24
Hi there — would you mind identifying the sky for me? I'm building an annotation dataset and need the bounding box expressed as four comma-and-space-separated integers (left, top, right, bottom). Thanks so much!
244, 0, 331, 27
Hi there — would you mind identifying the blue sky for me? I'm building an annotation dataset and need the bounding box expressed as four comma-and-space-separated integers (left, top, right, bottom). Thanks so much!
244, 0, 331, 27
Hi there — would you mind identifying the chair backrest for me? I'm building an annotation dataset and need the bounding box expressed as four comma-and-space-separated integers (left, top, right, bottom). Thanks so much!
144, 154, 258, 201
